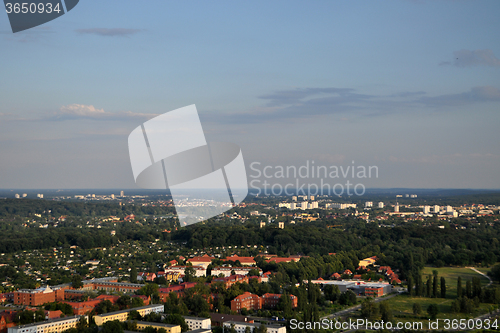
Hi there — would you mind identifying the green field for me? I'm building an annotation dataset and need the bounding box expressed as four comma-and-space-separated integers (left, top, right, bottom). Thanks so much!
381, 266, 496, 326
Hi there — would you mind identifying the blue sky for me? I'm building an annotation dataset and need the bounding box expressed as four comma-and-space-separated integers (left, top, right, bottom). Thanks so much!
0, 0, 499, 189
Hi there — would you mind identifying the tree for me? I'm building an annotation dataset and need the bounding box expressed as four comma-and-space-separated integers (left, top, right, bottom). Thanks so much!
407, 276, 414, 296
440, 277, 446, 298
101, 320, 123, 333
130, 267, 138, 283
457, 276, 463, 298
472, 277, 482, 298
379, 301, 392, 322
426, 276, 432, 297
164, 314, 189, 332
427, 304, 439, 320
432, 275, 438, 298
361, 299, 378, 319
184, 266, 196, 282
466, 280, 472, 298
412, 303, 421, 315
71, 275, 84, 289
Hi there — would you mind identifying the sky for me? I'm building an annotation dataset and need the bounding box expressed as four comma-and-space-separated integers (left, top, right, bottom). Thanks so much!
0, 0, 499, 190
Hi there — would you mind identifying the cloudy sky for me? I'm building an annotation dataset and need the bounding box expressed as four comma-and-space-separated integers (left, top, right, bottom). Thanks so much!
0, 0, 499, 190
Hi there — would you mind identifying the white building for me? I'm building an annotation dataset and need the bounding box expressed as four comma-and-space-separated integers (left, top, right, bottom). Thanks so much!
223, 321, 286, 333
309, 195, 315, 201
8, 316, 87, 333
377, 202, 384, 209
163, 266, 206, 277
433, 205, 440, 213
365, 201, 373, 208
183, 317, 211, 331
423, 206, 431, 214
120, 191, 124, 197
292, 196, 297, 201
211, 267, 262, 277
308, 202, 318, 209
326, 203, 357, 209
445, 205, 453, 213
300, 202, 308, 210
14, 194, 20, 199
394, 204, 399, 213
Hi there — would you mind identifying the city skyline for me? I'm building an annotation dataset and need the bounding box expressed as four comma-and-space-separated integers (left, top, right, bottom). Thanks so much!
1, 1, 499, 189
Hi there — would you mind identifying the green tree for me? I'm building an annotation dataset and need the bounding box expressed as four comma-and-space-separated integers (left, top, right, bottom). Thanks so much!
379, 301, 392, 322
101, 320, 123, 333
457, 276, 462, 298
71, 275, 84, 289
432, 275, 438, 298
130, 267, 138, 283
407, 275, 414, 296
427, 304, 439, 320
440, 277, 446, 298
412, 303, 422, 315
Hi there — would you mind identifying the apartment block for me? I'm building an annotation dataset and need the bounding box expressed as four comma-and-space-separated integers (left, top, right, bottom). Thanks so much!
8, 316, 87, 333
135, 321, 180, 333
182, 316, 211, 331
94, 305, 164, 326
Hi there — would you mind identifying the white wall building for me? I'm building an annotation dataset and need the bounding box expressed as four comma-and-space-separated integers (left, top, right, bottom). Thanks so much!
183, 316, 211, 331
223, 321, 286, 333
8, 316, 87, 333
365, 201, 373, 208
377, 202, 384, 209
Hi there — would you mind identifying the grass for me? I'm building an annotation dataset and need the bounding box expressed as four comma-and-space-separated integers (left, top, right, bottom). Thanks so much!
376, 266, 497, 329
420, 266, 491, 299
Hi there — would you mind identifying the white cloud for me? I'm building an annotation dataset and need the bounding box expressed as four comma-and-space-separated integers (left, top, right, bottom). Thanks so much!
54, 104, 157, 121
60, 104, 105, 117
441, 49, 500, 68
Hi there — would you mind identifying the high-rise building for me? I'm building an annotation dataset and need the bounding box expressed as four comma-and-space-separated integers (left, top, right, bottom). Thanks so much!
111, 194, 115, 199
120, 191, 124, 197
394, 204, 399, 213
14, 194, 20, 199
433, 205, 440, 213
378, 202, 384, 209
423, 206, 431, 214
300, 202, 308, 210
22, 193, 27, 198
292, 196, 297, 201
365, 201, 373, 208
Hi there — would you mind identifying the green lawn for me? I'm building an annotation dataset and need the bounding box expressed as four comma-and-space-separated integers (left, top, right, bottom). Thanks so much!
420, 266, 491, 299
378, 266, 497, 328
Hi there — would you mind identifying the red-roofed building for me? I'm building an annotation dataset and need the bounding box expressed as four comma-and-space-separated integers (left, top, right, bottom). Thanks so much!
331, 273, 341, 280
222, 255, 256, 266
45, 310, 63, 319
262, 293, 298, 309
211, 275, 248, 289
187, 254, 215, 269
0, 310, 16, 333
231, 292, 262, 312
353, 275, 362, 280
137, 272, 156, 282
159, 282, 197, 302
343, 269, 352, 275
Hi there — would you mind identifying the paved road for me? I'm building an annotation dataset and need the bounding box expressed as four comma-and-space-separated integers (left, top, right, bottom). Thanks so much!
466, 266, 493, 286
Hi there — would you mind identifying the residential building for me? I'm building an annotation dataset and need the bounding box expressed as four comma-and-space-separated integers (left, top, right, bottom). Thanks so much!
93, 305, 163, 326
187, 255, 215, 269
135, 321, 180, 333
211, 267, 262, 277
230, 292, 262, 312
8, 316, 87, 333
262, 293, 297, 309
182, 316, 211, 331
163, 266, 206, 277
223, 321, 286, 333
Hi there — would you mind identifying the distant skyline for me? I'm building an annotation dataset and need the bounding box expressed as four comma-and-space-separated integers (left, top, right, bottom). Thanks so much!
1, 0, 499, 189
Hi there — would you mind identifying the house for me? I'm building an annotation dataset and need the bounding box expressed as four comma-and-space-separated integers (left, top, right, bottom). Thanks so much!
222, 255, 256, 266
230, 292, 262, 312
187, 255, 215, 269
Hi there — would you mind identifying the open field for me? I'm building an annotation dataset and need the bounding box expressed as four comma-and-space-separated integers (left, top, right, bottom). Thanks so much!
378, 266, 497, 326
421, 266, 491, 299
